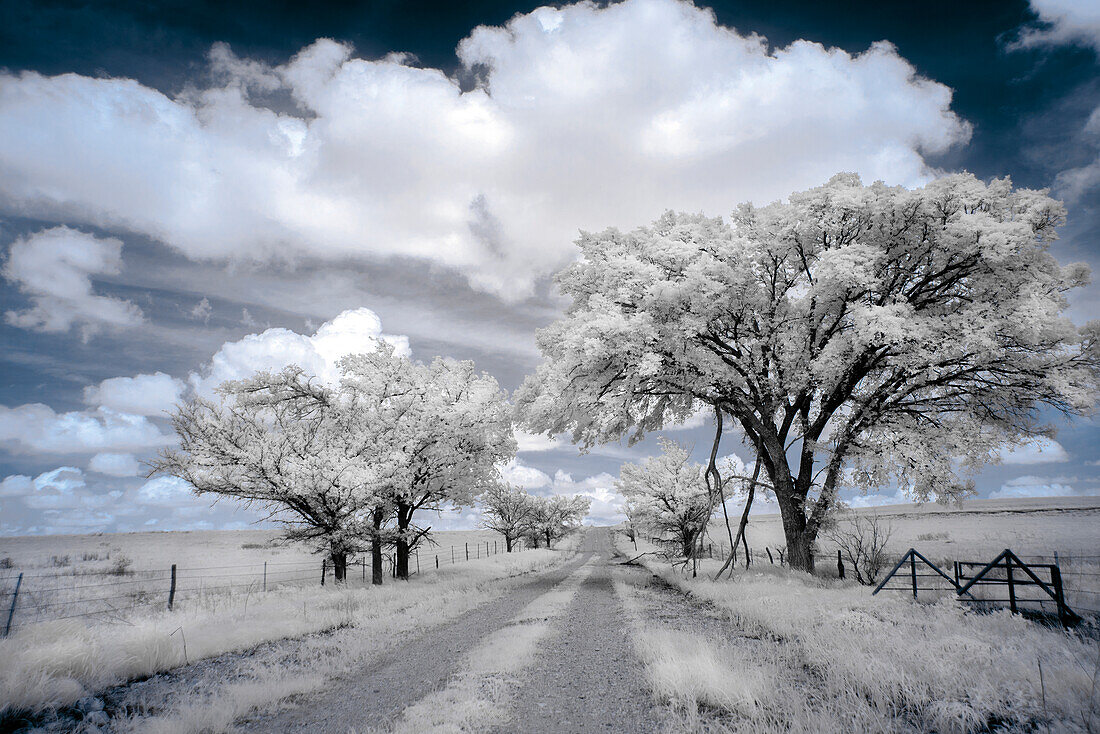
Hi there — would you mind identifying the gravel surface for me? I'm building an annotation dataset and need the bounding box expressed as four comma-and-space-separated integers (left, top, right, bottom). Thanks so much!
492, 528, 666, 734
236, 548, 594, 733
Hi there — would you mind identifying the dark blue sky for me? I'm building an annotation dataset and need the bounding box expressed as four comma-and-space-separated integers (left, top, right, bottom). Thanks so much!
0, 0, 1097, 534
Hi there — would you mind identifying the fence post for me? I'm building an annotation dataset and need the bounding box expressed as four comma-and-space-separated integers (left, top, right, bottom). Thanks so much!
466, 543, 469, 561
477, 543, 480, 559
436, 554, 439, 569
1006, 557, 1017, 614
1050, 564, 1070, 627
766, 547, 774, 565
837, 550, 845, 580
168, 564, 177, 611
416, 551, 420, 575
4, 572, 23, 637
910, 553, 918, 599
264, 561, 269, 592
451, 546, 454, 564
362, 558, 366, 582
321, 560, 327, 586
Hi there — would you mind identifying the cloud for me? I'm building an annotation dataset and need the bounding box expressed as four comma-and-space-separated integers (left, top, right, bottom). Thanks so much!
994, 437, 1070, 465
504, 458, 624, 525
0, 0, 969, 300
134, 475, 199, 507
2, 226, 143, 339
190, 296, 212, 323
0, 474, 32, 497
501, 459, 552, 488
84, 371, 186, 416
189, 307, 410, 396
0, 403, 173, 454
1012, 0, 1100, 53
989, 475, 1094, 499
88, 452, 143, 477
514, 430, 564, 453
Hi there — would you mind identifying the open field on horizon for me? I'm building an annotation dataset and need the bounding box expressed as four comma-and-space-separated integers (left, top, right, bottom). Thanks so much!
706, 495, 1100, 560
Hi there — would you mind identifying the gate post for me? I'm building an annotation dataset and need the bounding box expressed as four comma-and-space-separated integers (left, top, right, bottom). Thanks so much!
1006, 557, 1017, 614
910, 553, 918, 599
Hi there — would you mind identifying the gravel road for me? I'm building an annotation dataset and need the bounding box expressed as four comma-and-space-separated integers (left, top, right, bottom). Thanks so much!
243, 527, 668, 733
237, 542, 596, 732
491, 528, 663, 734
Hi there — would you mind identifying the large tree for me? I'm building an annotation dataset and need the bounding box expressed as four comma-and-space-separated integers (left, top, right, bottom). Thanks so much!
341, 349, 516, 579
152, 366, 396, 583
617, 438, 714, 558
516, 173, 1099, 570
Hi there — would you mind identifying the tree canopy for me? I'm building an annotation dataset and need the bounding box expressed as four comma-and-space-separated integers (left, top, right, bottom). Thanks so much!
516, 173, 1100, 570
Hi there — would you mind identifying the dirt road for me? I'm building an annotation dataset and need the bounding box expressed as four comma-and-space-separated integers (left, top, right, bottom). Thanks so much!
236, 527, 664, 733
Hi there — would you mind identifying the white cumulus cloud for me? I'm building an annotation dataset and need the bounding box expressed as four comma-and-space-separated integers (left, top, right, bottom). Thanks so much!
0, 403, 173, 454
1013, 0, 1100, 53
135, 475, 198, 507
0, 0, 969, 300
2, 226, 143, 339
990, 475, 1092, 500
994, 437, 1070, 465
189, 307, 410, 396
88, 452, 143, 477
84, 371, 186, 416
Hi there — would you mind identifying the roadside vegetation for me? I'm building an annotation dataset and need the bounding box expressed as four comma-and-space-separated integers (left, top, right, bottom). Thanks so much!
0, 540, 574, 725
614, 531, 1100, 733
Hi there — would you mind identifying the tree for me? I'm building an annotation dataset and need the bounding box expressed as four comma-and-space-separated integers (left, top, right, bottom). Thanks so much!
617, 439, 714, 558
151, 366, 393, 583
529, 494, 590, 549
516, 173, 1099, 571
341, 350, 516, 580
480, 482, 535, 552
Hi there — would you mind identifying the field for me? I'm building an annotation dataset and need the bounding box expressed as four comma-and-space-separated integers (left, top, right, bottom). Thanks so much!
0, 527, 568, 723
693, 496, 1100, 617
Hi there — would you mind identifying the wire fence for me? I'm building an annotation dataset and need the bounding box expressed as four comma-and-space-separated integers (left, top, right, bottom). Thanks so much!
638, 533, 1100, 619
0, 538, 526, 636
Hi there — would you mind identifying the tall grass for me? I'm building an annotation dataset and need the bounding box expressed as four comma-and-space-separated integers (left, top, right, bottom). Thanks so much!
615, 532, 1099, 733
0, 547, 567, 720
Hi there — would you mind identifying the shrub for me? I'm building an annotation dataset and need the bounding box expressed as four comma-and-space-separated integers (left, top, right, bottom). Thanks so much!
49, 555, 71, 568
826, 513, 894, 586
108, 556, 133, 576
0, 557, 13, 569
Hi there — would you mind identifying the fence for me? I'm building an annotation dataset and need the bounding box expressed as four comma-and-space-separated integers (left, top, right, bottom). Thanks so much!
635, 531, 1100, 621
0, 538, 524, 636
872, 548, 1093, 627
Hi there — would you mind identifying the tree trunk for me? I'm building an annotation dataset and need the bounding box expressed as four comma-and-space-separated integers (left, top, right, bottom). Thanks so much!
505, 536, 513, 553
371, 508, 384, 586
544, 529, 552, 548
396, 503, 412, 580
331, 551, 347, 583
680, 529, 695, 559
759, 442, 817, 572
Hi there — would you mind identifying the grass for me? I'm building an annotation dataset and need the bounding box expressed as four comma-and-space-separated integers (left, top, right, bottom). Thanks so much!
615, 531, 1100, 733
0, 540, 574, 724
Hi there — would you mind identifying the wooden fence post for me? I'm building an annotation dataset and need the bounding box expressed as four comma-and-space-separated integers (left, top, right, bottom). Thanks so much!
168, 564, 177, 611
837, 550, 845, 580
451, 546, 454, 564
362, 559, 365, 582
436, 554, 439, 569
264, 561, 269, 592
416, 551, 420, 575
321, 560, 326, 586
465, 543, 469, 561
4, 572, 22, 637
910, 553, 918, 599
1006, 557, 1017, 614
1051, 564, 1070, 627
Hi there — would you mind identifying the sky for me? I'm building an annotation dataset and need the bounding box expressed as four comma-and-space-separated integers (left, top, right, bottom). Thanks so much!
0, 0, 1098, 536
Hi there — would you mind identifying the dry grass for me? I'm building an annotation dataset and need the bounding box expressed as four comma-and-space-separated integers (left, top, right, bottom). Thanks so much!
0, 544, 571, 721
615, 531, 1100, 733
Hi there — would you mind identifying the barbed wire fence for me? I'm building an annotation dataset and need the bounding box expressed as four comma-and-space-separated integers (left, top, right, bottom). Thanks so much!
0, 538, 526, 636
